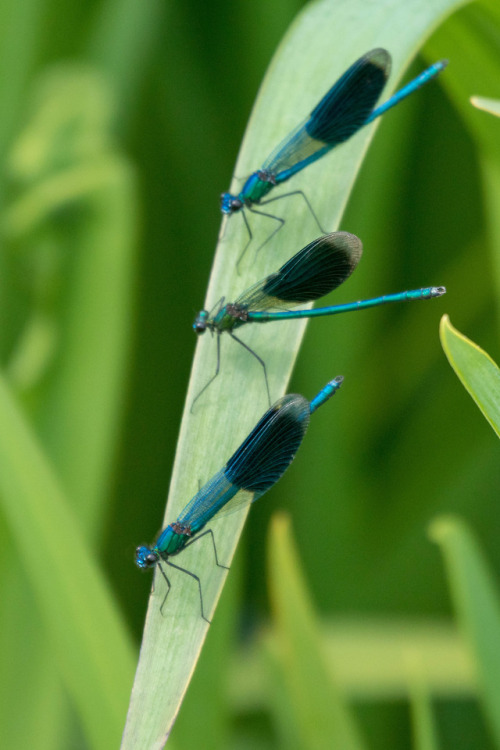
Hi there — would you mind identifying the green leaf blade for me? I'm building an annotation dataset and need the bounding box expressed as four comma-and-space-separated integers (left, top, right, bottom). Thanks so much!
430, 516, 500, 746
0, 373, 135, 750
440, 314, 500, 437
122, 1, 469, 746
471, 96, 500, 118
267, 513, 366, 750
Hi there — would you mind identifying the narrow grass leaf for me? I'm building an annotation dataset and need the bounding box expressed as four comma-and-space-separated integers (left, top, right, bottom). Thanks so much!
229, 618, 475, 711
471, 96, 500, 117
122, 1, 470, 746
479, 154, 500, 327
86, 0, 166, 122
0, 372, 135, 750
0, 560, 67, 750
407, 655, 441, 750
430, 515, 500, 746
0, 0, 45, 162
426, 3, 500, 299
440, 315, 500, 437
268, 513, 366, 750
4, 67, 138, 529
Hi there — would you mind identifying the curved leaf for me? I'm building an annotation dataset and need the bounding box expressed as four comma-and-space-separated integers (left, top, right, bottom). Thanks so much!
471, 96, 500, 117
430, 516, 500, 745
122, 1, 469, 747
440, 314, 500, 437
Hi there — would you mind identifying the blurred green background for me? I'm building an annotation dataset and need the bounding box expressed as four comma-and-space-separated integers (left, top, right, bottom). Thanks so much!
1, 0, 500, 748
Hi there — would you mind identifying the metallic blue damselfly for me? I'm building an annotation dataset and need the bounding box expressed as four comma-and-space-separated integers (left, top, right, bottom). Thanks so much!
193, 232, 445, 408
136, 377, 343, 621
220, 49, 447, 262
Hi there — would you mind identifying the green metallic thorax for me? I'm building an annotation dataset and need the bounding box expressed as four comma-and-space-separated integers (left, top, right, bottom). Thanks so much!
155, 522, 192, 557
212, 304, 248, 332
240, 171, 274, 203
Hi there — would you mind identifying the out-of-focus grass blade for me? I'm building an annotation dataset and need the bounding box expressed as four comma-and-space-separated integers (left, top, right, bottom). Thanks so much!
4, 66, 137, 529
471, 96, 500, 117
122, 1, 469, 746
86, 0, 166, 122
430, 516, 500, 746
440, 315, 500, 437
408, 657, 441, 750
426, 5, 500, 298
169, 562, 241, 750
268, 513, 366, 750
228, 618, 475, 712
0, 560, 68, 750
0, 372, 135, 750
426, 3, 500, 149
0, 0, 45, 161
479, 151, 500, 327
1, 61, 138, 750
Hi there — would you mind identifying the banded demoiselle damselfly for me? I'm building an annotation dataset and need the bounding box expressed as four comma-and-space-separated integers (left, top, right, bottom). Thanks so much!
193, 232, 445, 408
220, 49, 447, 262
136, 376, 343, 621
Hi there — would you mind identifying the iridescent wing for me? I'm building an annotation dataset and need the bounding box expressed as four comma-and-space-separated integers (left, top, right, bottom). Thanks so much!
224, 393, 311, 500
177, 394, 311, 527
234, 232, 362, 312
177, 469, 246, 531
261, 49, 390, 181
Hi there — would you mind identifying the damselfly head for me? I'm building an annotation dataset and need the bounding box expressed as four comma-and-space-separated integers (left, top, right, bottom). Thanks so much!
193, 310, 209, 334
135, 545, 159, 569
220, 192, 243, 214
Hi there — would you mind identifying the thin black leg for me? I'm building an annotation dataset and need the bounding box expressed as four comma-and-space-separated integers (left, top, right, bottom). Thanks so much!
156, 532, 230, 621
183, 529, 230, 570
238, 190, 327, 266
166, 559, 211, 623
235, 209, 255, 271
229, 331, 271, 407
191, 333, 222, 413
260, 189, 328, 235
156, 562, 172, 614
241, 205, 285, 263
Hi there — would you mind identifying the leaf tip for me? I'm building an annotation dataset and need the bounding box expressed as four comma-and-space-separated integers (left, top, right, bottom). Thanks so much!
428, 513, 462, 545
